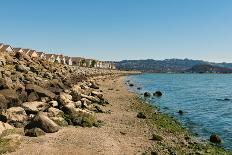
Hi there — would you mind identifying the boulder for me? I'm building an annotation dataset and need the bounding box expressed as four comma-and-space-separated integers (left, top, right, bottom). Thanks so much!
0, 122, 14, 135
4, 107, 27, 125
22, 101, 49, 113
27, 92, 39, 102
0, 89, 21, 108
144, 92, 151, 97
28, 112, 59, 133
50, 117, 68, 127
70, 87, 82, 102
81, 94, 101, 103
25, 84, 56, 99
49, 101, 59, 107
153, 91, 163, 97
89, 81, 99, 89
0, 77, 13, 89
64, 109, 96, 127
210, 134, 222, 143
25, 128, 45, 137
91, 91, 103, 99
15, 64, 29, 73
0, 94, 8, 111
58, 92, 73, 106
47, 107, 64, 117
81, 98, 92, 105
178, 110, 184, 115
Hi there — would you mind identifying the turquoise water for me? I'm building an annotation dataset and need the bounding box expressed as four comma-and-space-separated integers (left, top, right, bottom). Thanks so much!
127, 73, 232, 150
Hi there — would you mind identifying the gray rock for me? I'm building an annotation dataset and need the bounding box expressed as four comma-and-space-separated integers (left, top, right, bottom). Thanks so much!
32, 112, 59, 133
26, 84, 56, 99
4, 107, 28, 124
22, 101, 49, 113
0, 89, 21, 108
16, 64, 29, 73
47, 107, 64, 117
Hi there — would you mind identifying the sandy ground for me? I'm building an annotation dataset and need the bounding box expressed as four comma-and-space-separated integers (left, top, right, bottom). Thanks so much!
8, 76, 156, 155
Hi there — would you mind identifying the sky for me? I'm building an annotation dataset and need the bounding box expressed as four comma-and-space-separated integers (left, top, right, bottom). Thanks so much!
0, 0, 232, 62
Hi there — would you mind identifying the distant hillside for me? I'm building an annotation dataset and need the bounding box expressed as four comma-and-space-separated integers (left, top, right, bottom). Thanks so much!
114, 59, 232, 73
185, 64, 232, 73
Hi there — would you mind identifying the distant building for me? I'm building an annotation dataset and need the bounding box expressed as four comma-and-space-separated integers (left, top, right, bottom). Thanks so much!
65, 56, 72, 65
45, 54, 55, 62
27, 50, 38, 58
85, 59, 93, 68
37, 52, 46, 60
13, 48, 25, 53
0, 44, 13, 53
54, 55, 61, 63
72, 57, 86, 67
60, 55, 66, 64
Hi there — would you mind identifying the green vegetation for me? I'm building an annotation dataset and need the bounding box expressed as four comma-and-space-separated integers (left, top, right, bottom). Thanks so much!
0, 129, 22, 154
131, 96, 232, 155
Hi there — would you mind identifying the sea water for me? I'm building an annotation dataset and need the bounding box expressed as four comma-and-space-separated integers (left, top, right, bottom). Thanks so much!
127, 73, 232, 150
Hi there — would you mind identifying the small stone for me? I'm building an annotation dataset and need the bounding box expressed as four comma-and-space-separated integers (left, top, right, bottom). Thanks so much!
137, 112, 146, 119
152, 134, 163, 141
144, 92, 151, 97
25, 128, 46, 137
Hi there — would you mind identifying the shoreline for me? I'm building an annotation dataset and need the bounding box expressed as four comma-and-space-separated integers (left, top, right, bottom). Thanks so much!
122, 75, 232, 154
3, 74, 232, 155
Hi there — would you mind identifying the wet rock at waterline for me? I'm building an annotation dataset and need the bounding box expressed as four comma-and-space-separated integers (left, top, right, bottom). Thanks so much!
210, 134, 222, 144
144, 92, 151, 97
153, 91, 162, 97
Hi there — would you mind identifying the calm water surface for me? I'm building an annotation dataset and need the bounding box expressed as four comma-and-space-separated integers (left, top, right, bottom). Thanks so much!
127, 73, 232, 150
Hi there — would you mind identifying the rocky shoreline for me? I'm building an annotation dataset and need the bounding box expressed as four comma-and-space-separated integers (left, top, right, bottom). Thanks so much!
0, 51, 138, 154
0, 50, 231, 154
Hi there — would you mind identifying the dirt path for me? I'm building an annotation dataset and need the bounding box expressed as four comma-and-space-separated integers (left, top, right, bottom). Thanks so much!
8, 76, 154, 155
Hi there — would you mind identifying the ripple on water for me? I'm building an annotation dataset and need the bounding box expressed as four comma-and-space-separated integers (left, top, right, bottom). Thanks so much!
127, 73, 232, 150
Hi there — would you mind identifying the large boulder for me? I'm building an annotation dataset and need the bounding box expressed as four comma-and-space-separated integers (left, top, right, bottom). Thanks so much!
210, 134, 222, 143
15, 64, 29, 73
22, 101, 49, 113
27, 112, 59, 133
3, 107, 27, 125
0, 89, 21, 108
25, 84, 56, 99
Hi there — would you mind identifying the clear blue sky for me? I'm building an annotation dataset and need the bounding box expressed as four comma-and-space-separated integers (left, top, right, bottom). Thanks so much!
0, 0, 232, 62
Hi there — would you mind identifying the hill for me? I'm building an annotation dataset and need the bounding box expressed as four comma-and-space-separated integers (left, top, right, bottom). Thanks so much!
114, 59, 232, 73
185, 64, 232, 73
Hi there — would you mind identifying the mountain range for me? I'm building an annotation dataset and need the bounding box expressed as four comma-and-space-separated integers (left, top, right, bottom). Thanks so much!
114, 59, 232, 73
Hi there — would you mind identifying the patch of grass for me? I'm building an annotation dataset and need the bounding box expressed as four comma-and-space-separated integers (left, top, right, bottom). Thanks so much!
130, 96, 232, 154
0, 137, 20, 154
